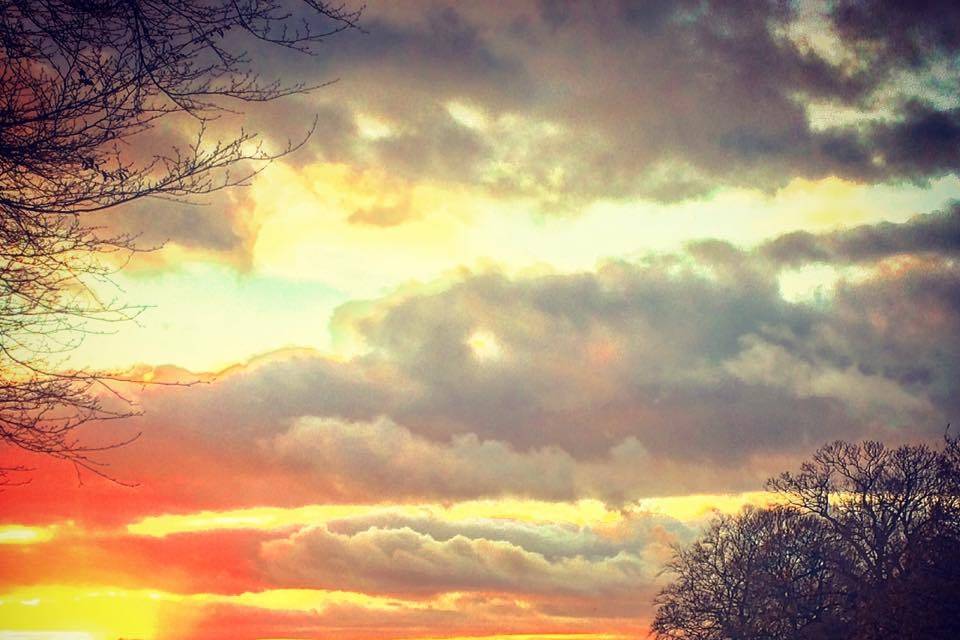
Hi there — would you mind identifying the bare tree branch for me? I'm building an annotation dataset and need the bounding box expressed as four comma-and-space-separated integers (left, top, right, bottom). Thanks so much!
0, 0, 361, 483
653, 436, 960, 640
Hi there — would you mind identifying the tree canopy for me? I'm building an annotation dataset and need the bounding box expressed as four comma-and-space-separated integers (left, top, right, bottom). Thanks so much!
653, 435, 960, 640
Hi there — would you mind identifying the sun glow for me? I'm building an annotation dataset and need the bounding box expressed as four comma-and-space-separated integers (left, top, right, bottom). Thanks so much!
635, 492, 783, 521
0, 587, 160, 640
0, 526, 57, 545
467, 329, 504, 361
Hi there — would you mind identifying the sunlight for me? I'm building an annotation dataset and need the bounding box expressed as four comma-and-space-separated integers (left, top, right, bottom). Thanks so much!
0, 526, 55, 545
467, 329, 504, 362
0, 587, 159, 640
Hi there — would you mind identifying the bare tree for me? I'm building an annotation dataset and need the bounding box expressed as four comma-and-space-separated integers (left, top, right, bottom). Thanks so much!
653, 436, 960, 640
653, 506, 848, 640
768, 437, 960, 639
0, 0, 361, 482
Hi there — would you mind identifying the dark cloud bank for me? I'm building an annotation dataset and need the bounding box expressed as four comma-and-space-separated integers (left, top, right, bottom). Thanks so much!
117, 0, 960, 253
290, 0, 960, 207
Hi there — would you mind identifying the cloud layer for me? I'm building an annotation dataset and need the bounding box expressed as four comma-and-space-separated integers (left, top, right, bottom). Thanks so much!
38, 207, 950, 515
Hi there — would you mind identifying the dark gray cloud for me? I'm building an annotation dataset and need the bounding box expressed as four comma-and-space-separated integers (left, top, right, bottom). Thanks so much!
365, 103, 492, 185
762, 203, 960, 265
106, 0, 960, 260
872, 102, 960, 179
831, 0, 960, 67
252, 0, 960, 208
820, 263, 960, 417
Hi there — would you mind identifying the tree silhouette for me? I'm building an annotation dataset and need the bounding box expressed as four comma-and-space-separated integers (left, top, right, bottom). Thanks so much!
653, 507, 849, 640
0, 0, 361, 482
653, 435, 960, 639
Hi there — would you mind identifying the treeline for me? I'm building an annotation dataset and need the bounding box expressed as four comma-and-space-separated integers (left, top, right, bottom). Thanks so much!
653, 436, 960, 639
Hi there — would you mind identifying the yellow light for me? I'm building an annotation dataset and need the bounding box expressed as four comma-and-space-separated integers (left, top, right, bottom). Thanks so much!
126, 499, 626, 538
0, 584, 461, 640
0, 587, 159, 640
355, 113, 394, 140
127, 504, 429, 537
445, 498, 621, 527
0, 633, 97, 640
0, 526, 56, 545
466, 330, 503, 362
124, 493, 780, 542
445, 101, 489, 130
777, 265, 841, 303
635, 491, 781, 521
202, 588, 413, 612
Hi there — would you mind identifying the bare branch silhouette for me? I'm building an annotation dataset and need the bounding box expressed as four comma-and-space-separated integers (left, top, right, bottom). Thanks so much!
653, 436, 960, 640
0, 0, 361, 482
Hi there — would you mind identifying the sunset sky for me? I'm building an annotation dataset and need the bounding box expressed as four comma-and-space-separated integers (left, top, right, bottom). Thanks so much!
2, 1, 960, 638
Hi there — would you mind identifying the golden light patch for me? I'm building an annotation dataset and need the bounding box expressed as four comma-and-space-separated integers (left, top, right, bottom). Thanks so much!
445, 499, 622, 528
777, 264, 842, 303
0, 633, 97, 640
125, 493, 787, 542
0, 526, 56, 545
0, 586, 159, 640
355, 113, 395, 140
209, 588, 420, 612
778, 264, 874, 304
0, 585, 459, 640
445, 101, 489, 130
248, 161, 481, 291
467, 329, 504, 362
126, 504, 409, 537
635, 491, 781, 522
127, 499, 626, 538
772, 176, 877, 229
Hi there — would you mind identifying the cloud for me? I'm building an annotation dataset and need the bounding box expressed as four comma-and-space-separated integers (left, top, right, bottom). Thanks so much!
37, 212, 950, 511
329, 259, 863, 458
227, 0, 960, 210
267, 415, 783, 503
725, 334, 934, 419
92, 0, 960, 250
831, 0, 960, 67
320, 508, 692, 561
91, 0, 960, 278
259, 515, 670, 599
761, 204, 960, 265
99, 197, 249, 252
271, 416, 577, 500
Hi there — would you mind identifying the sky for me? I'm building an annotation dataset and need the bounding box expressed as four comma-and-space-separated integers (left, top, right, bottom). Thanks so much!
2, 0, 960, 638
